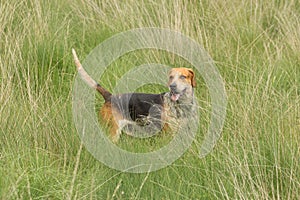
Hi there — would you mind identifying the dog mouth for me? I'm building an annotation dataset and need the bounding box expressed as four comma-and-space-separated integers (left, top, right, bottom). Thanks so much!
170, 88, 187, 102
170, 91, 181, 102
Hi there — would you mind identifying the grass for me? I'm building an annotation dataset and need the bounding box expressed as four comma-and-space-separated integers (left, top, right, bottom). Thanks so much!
0, 0, 299, 199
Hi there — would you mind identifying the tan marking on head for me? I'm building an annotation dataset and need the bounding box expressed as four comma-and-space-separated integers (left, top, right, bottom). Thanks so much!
168, 68, 196, 87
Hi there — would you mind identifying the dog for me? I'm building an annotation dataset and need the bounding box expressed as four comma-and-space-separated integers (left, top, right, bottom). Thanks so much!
72, 49, 197, 142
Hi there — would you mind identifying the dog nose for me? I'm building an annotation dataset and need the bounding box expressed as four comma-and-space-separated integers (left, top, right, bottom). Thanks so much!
169, 83, 177, 89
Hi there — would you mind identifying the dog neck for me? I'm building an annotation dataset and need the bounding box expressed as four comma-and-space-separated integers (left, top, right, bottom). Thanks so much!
177, 87, 194, 105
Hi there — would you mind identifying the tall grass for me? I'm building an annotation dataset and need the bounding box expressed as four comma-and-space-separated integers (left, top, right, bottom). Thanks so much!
0, 0, 299, 199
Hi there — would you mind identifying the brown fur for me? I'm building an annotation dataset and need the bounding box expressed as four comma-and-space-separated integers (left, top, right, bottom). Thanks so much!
72, 49, 196, 142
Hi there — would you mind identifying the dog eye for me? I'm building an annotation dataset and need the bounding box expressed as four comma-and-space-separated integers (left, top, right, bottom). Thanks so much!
180, 75, 186, 79
169, 76, 174, 80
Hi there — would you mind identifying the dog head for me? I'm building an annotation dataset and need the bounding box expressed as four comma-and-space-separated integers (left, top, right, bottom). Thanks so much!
168, 68, 196, 102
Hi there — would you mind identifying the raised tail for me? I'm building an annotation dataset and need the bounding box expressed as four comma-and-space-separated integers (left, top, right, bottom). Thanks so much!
72, 49, 112, 102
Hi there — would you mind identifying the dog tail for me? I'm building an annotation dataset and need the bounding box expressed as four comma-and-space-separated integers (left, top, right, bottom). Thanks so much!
72, 49, 112, 102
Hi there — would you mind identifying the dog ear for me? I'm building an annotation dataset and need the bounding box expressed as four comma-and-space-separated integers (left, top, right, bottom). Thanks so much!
188, 69, 196, 87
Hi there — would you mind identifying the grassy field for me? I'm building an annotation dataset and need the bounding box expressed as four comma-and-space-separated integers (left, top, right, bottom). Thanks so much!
1, 0, 299, 199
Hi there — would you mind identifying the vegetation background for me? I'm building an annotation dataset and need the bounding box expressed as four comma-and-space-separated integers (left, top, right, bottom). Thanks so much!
0, 0, 299, 199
